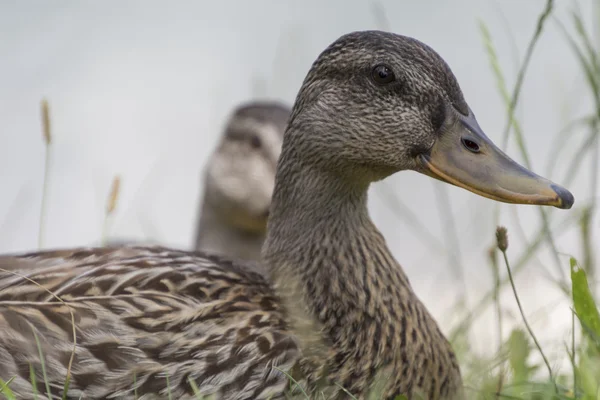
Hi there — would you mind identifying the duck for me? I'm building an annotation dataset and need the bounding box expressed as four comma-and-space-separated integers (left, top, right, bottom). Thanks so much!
194, 100, 291, 261
101, 101, 289, 257
0, 30, 574, 400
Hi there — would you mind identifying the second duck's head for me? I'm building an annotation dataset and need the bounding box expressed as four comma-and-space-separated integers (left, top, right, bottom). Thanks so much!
281, 30, 573, 209
204, 101, 291, 234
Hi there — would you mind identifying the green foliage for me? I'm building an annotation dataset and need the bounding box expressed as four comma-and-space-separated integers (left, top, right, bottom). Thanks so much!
571, 257, 600, 350
0, 377, 16, 400
571, 258, 600, 398
508, 329, 538, 384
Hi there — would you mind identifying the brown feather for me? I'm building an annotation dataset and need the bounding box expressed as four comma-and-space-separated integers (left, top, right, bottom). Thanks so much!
0, 247, 299, 399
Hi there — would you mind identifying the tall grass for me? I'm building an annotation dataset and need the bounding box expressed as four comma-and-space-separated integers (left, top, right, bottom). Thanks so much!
38, 98, 52, 249
456, 1, 600, 399
101, 175, 121, 245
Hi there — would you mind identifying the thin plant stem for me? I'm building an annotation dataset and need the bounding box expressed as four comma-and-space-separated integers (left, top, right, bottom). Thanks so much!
101, 216, 111, 247
38, 99, 52, 249
433, 183, 467, 303
450, 210, 580, 341
370, 0, 391, 32
490, 248, 504, 398
375, 183, 446, 255
101, 176, 121, 246
500, 0, 554, 151
588, 124, 599, 292
571, 309, 576, 395
482, 0, 564, 283
499, 248, 557, 394
38, 148, 52, 249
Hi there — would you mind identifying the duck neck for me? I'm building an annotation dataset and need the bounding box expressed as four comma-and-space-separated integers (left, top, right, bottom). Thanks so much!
263, 151, 462, 398
194, 198, 265, 262
263, 155, 414, 358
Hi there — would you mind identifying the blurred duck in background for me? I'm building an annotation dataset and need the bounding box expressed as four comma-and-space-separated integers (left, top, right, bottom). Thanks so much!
105, 100, 290, 259
193, 100, 290, 261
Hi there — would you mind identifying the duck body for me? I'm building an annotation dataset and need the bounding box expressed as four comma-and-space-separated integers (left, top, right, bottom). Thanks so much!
0, 30, 573, 400
0, 246, 298, 400
0, 243, 458, 400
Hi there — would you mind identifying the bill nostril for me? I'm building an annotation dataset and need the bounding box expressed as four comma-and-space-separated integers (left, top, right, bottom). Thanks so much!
551, 184, 575, 209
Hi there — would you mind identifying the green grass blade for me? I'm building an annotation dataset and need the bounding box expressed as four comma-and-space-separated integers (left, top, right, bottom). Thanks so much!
31, 326, 52, 399
556, 18, 600, 113
29, 364, 38, 400
133, 372, 138, 399
571, 257, 600, 350
0, 376, 17, 400
0, 377, 16, 400
188, 377, 204, 400
166, 373, 172, 400
61, 375, 71, 400
571, 10, 599, 76
508, 328, 536, 384
334, 383, 358, 400
272, 366, 309, 399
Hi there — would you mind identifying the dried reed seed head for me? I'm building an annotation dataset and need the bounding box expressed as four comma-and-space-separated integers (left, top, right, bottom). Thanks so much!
41, 98, 52, 145
495, 226, 508, 252
106, 176, 121, 214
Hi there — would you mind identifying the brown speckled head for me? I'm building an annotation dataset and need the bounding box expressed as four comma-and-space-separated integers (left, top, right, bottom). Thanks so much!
282, 31, 467, 181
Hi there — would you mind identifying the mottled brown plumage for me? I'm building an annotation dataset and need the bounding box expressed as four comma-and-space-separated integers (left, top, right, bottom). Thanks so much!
0, 30, 573, 400
194, 101, 291, 261
0, 247, 297, 399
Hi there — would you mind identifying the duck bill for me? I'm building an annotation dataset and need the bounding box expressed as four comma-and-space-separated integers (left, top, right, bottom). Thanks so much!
419, 110, 574, 209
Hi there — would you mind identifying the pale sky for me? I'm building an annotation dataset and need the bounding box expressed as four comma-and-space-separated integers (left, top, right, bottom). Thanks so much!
0, 0, 598, 364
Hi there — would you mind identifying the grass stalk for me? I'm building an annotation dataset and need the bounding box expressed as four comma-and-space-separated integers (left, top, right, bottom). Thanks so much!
375, 183, 446, 255
456, 4, 580, 341
166, 373, 172, 400
499, 0, 554, 152
450, 210, 580, 341
481, 0, 565, 285
38, 98, 53, 249
545, 114, 596, 179
489, 247, 505, 397
273, 366, 309, 399
0, 377, 16, 399
570, 309, 576, 396
370, 0, 391, 32
580, 205, 595, 292
433, 183, 467, 300
32, 327, 52, 399
496, 226, 557, 394
29, 364, 38, 400
101, 176, 121, 246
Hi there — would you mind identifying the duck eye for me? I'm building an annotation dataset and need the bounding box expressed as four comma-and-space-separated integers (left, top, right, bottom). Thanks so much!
461, 137, 480, 153
371, 64, 395, 84
250, 135, 262, 149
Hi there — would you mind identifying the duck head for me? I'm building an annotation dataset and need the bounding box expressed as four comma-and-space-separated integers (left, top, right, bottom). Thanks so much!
283, 30, 573, 209
204, 101, 291, 234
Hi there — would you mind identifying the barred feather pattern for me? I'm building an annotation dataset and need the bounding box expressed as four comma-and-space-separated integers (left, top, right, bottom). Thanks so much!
0, 246, 300, 400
